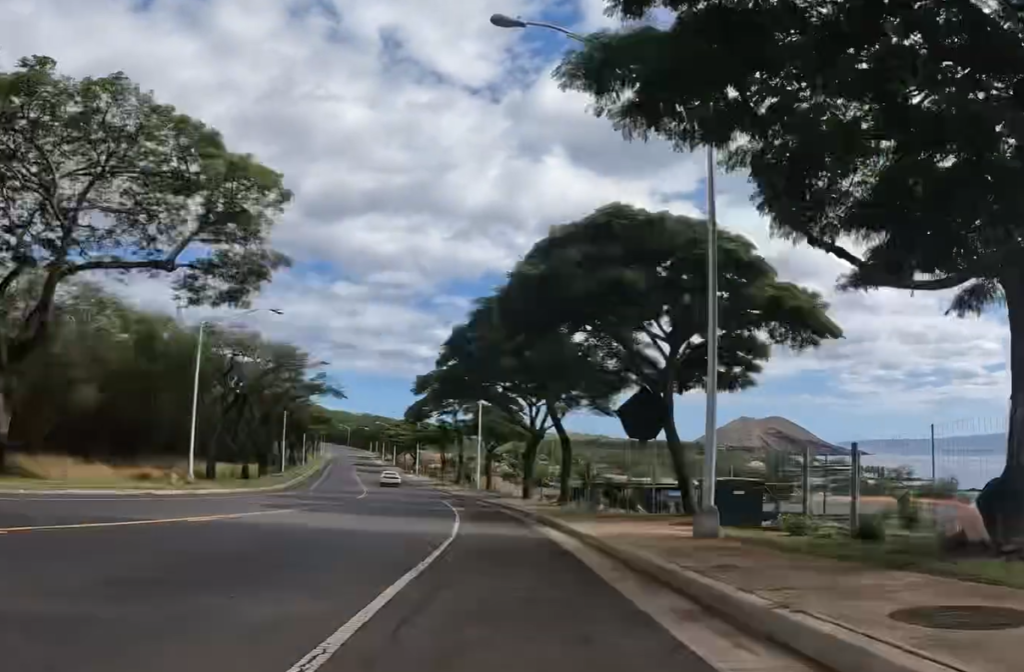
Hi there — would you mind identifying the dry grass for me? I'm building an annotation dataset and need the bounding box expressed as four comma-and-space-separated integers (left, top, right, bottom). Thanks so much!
728, 527, 1024, 590
2, 452, 317, 490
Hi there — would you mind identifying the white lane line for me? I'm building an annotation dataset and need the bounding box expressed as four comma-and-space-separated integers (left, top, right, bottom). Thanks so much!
353, 465, 368, 499
283, 500, 460, 672
308, 463, 334, 492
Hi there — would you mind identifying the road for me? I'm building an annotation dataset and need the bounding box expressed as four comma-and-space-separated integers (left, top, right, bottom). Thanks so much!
0, 448, 717, 672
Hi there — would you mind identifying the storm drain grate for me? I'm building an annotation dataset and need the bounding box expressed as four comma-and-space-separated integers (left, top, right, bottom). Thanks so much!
889, 605, 1024, 631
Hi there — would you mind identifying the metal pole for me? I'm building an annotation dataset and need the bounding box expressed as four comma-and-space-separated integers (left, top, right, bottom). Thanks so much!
302, 433, 307, 464
347, 426, 352, 446
930, 423, 936, 483
281, 410, 288, 473
823, 454, 829, 515
187, 322, 205, 482
476, 399, 483, 489
696, 144, 720, 538
850, 442, 861, 536
416, 442, 421, 475
802, 443, 811, 515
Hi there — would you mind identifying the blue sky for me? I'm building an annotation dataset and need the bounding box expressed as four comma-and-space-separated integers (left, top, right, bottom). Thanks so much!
2, 0, 1010, 447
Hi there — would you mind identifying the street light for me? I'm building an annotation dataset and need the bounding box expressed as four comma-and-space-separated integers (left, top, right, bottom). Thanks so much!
489, 13, 585, 39
490, 13, 721, 535
187, 308, 283, 482
338, 423, 352, 446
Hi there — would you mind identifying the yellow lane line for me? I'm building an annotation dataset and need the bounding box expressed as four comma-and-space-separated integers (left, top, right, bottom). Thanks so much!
0, 509, 296, 534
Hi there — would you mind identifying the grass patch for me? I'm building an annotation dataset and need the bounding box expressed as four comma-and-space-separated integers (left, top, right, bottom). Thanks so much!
727, 527, 1024, 590
0, 458, 324, 491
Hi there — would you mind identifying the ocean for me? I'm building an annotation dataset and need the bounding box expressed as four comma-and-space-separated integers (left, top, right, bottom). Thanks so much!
838, 434, 1007, 491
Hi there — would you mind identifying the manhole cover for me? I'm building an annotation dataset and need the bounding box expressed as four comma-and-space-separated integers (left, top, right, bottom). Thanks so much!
889, 605, 1024, 631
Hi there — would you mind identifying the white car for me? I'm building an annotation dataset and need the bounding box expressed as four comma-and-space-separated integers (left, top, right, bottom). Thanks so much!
379, 470, 402, 487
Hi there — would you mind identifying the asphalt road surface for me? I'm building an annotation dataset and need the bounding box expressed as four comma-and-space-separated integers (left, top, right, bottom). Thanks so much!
0, 448, 714, 672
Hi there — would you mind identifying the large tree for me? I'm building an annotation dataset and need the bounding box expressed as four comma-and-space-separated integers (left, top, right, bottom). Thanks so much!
0, 55, 292, 468
553, 0, 1024, 540
502, 203, 841, 512
412, 296, 625, 499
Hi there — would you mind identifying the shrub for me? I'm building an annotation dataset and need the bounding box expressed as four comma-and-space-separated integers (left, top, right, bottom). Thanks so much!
855, 513, 888, 542
781, 514, 815, 537
897, 493, 921, 530
914, 478, 959, 500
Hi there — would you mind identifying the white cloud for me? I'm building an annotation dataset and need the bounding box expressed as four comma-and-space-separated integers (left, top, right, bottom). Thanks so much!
0, 0, 1010, 416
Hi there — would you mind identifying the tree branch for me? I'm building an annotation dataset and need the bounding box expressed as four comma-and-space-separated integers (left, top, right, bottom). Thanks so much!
640, 324, 669, 360
800, 232, 971, 291
799, 231, 867, 268
0, 264, 26, 298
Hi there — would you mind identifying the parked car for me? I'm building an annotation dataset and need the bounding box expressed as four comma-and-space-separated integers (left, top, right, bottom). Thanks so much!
379, 470, 402, 487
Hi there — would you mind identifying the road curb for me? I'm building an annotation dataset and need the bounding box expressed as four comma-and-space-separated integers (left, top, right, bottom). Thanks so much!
484, 498, 967, 672
0, 460, 329, 497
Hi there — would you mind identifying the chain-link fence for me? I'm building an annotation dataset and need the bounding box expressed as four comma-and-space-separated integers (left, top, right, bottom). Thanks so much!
421, 417, 1009, 522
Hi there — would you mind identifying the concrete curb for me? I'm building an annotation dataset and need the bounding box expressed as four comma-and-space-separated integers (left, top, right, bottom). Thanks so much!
484, 498, 969, 672
0, 460, 329, 497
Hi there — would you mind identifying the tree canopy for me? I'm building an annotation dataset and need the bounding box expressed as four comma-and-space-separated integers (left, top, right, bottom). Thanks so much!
409, 294, 626, 499
7, 283, 343, 476
0, 54, 292, 461
501, 203, 842, 511
552, 0, 1024, 538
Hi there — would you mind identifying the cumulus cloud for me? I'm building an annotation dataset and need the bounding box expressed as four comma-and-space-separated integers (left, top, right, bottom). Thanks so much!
0, 0, 1010, 414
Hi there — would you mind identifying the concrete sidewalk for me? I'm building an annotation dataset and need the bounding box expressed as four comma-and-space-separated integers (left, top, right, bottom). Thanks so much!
485, 496, 1021, 672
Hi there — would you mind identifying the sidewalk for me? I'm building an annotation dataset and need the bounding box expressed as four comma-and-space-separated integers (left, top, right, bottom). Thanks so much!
482, 495, 1021, 672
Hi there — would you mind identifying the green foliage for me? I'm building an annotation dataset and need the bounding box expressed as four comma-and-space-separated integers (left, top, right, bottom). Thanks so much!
780, 514, 816, 537
855, 513, 890, 543
897, 493, 922, 531
0, 54, 290, 380
914, 478, 960, 500
6, 283, 341, 471
409, 291, 628, 497
500, 203, 841, 511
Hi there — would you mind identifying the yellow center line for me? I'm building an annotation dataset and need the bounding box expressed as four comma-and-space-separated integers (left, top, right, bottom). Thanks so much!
0, 509, 296, 534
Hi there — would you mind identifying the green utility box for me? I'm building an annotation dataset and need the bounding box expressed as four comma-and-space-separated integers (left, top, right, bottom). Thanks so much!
715, 478, 766, 527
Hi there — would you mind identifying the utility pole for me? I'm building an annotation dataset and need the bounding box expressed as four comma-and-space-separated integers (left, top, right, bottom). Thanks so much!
415, 443, 420, 475
186, 321, 205, 482
930, 423, 936, 483
476, 399, 483, 489
281, 410, 288, 473
850, 442, 861, 536
302, 433, 307, 464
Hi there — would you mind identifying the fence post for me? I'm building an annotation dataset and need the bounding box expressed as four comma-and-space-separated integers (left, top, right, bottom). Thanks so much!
930, 423, 936, 483
802, 444, 811, 516
850, 442, 860, 536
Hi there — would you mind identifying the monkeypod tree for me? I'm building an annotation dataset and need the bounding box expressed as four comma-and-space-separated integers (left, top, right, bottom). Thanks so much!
412, 295, 625, 499
502, 203, 841, 512
553, 0, 1024, 541
0, 55, 292, 468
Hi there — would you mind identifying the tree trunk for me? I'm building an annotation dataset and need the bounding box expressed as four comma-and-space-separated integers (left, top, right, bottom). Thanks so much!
521, 433, 543, 499
662, 391, 697, 514
440, 447, 448, 482
551, 411, 572, 504
978, 272, 1024, 545
0, 383, 10, 473
485, 448, 494, 490
456, 439, 465, 484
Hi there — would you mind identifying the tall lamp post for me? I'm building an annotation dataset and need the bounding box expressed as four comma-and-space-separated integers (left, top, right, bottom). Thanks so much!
187, 308, 283, 482
338, 423, 352, 446
476, 399, 485, 489
490, 13, 720, 535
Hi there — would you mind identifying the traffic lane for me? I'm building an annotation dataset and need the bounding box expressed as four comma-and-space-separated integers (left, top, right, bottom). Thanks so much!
0, 451, 357, 528
323, 499, 716, 672
0, 490, 457, 672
